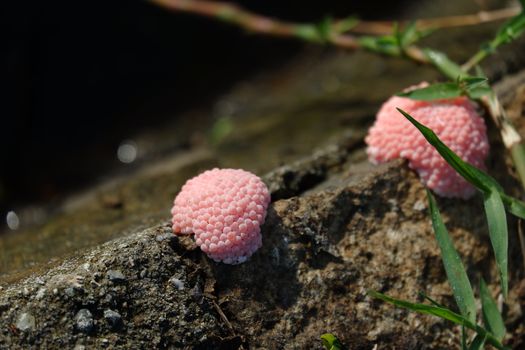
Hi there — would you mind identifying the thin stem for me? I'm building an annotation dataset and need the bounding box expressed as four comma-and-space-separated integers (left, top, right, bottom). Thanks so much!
462, 49, 489, 72
151, 0, 519, 36
150, 0, 361, 46
351, 7, 520, 35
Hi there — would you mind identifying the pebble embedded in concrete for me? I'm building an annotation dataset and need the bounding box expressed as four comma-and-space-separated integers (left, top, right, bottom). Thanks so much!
16, 312, 36, 332
75, 309, 94, 334
106, 270, 126, 283
169, 277, 184, 290
103, 309, 123, 329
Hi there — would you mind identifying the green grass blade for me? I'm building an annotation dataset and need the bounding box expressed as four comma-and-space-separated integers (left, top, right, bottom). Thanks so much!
369, 291, 510, 350
461, 326, 468, 350
427, 190, 477, 323
397, 108, 525, 220
480, 278, 506, 340
396, 108, 491, 192
483, 191, 509, 298
369, 290, 468, 324
501, 193, 525, 220
469, 334, 487, 350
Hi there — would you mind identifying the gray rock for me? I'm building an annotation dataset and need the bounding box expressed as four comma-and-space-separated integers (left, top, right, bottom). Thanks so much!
169, 277, 184, 290
16, 312, 35, 332
74, 309, 94, 334
103, 309, 122, 329
106, 270, 126, 282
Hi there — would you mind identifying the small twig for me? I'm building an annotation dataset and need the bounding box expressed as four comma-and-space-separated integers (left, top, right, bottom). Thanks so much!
350, 7, 520, 35
462, 48, 489, 72
150, 0, 360, 48
150, 0, 519, 37
211, 299, 235, 335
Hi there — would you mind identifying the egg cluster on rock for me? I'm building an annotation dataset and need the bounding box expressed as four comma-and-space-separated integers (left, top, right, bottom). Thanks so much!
171, 168, 270, 264
365, 84, 489, 199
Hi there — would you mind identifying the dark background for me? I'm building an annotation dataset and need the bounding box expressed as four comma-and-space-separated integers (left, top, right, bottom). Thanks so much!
1, 0, 413, 215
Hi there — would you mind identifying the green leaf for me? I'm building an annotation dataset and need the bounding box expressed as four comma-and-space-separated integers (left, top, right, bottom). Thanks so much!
469, 334, 487, 350
467, 85, 492, 99
397, 82, 462, 100
427, 190, 477, 323
423, 49, 466, 80
320, 333, 343, 350
359, 35, 400, 56
316, 16, 334, 42
483, 191, 509, 298
480, 278, 506, 341
397, 77, 490, 101
461, 77, 491, 99
369, 291, 510, 350
461, 77, 487, 89
400, 21, 418, 47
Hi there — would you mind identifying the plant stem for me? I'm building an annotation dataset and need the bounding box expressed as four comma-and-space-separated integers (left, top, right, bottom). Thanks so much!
150, 0, 519, 36
351, 7, 520, 35
462, 49, 488, 72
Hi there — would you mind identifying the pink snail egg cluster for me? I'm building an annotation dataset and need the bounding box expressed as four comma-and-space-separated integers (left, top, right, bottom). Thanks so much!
365, 84, 489, 199
171, 168, 270, 264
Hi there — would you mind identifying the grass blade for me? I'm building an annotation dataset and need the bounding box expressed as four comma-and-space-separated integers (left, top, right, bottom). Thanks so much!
369, 290, 469, 324
396, 108, 525, 220
501, 193, 525, 220
480, 278, 506, 340
483, 191, 509, 298
427, 190, 477, 323
369, 291, 509, 350
396, 108, 490, 191
461, 327, 468, 350
469, 334, 487, 350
